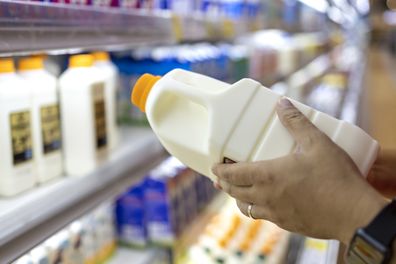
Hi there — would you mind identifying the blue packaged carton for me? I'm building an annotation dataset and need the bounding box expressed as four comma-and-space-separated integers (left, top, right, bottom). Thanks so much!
116, 179, 147, 247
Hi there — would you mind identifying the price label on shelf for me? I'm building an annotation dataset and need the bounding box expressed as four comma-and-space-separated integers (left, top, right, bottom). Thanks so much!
297, 238, 329, 264
205, 20, 216, 39
172, 15, 183, 42
222, 19, 235, 39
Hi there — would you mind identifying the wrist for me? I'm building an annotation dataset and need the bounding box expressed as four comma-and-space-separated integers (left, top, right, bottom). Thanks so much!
341, 188, 388, 244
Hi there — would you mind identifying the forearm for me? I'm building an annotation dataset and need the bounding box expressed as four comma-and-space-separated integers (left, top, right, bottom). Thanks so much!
368, 149, 396, 198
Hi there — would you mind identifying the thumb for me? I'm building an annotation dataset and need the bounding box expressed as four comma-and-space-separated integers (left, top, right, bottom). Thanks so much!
276, 98, 320, 149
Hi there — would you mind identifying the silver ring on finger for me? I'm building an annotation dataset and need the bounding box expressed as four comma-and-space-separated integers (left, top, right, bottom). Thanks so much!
247, 203, 256, 219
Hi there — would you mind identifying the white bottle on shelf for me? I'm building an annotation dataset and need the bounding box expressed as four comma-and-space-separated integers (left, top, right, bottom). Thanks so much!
59, 54, 108, 176
131, 69, 378, 181
92, 51, 118, 150
0, 58, 36, 196
19, 56, 63, 184
30, 245, 50, 264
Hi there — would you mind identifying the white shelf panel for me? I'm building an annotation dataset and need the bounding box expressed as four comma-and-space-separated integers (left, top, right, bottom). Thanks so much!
0, 127, 166, 263
0, 1, 259, 56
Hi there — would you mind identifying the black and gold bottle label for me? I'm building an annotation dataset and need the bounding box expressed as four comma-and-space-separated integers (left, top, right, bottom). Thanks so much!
92, 82, 107, 149
40, 104, 61, 154
10, 111, 33, 165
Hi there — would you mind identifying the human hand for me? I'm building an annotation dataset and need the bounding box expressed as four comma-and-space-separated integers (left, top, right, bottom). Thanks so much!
212, 98, 387, 244
367, 149, 396, 199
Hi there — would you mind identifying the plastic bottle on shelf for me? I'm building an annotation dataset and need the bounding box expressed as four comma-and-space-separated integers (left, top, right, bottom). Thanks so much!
68, 221, 85, 263
0, 58, 36, 196
59, 54, 107, 176
30, 245, 50, 264
131, 69, 378, 181
92, 51, 119, 150
44, 231, 72, 264
19, 56, 63, 184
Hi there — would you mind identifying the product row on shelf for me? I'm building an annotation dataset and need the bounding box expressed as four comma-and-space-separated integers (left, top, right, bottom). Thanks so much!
10, 156, 218, 264
15, 0, 359, 29
15, 0, 312, 22
0, 0, 334, 56
19, 0, 262, 18
116, 157, 218, 248
12, 202, 117, 264
0, 52, 118, 197
189, 201, 290, 264
116, 31, 332, 125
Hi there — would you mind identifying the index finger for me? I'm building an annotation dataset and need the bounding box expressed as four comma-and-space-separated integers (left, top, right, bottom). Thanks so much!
212, 161, 263, 186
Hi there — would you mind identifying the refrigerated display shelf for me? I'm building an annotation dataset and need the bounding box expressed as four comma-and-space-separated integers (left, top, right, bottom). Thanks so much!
269, 52, 333, 100
0, 0, 260, 56
0, 127, 166, 264
340, 55, 366, 124
286, 53, 332, 100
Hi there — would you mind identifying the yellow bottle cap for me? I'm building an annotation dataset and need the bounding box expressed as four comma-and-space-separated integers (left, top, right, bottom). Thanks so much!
322, 73, 347, 88
19, 56, 44, 71
0, 58, 15, 73
92, 51, 110, 62
131, 73, 161, 113
69, 54, 94, 68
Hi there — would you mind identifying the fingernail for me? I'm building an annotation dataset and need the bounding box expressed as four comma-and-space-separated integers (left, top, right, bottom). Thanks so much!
214, 182, 223, 190
278, 98, 292, 109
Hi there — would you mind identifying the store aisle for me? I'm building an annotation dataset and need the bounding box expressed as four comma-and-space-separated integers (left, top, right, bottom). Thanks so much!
361, 48, 396, 149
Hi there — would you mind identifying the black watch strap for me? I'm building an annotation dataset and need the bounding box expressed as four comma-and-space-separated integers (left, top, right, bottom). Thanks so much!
364, 198, 396, 247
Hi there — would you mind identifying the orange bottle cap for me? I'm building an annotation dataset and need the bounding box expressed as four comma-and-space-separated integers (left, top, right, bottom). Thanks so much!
92, 51, 110, 62
19, 56, 44, 71
0, 58, 15, 73
261, 243, 274, 255
131, 73, 161, 113
218, 238, 228, 248
239, 241, 250, 251
69, 54, 94, 68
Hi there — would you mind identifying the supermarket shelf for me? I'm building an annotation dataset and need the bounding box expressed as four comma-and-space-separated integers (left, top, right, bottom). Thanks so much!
0, 127, 167, 263
0, 1, 260, 56
340, 57, 366, 124
109, 248, 168, 264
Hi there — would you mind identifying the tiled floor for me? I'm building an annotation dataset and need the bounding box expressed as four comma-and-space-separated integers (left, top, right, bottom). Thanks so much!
360, 47, 396, 149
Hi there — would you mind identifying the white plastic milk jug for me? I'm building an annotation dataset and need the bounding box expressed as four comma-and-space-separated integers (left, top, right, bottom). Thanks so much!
19, 56, 63, 183
59, 54, 108, 176
92, 52, 118, 150
131, 69, 378, 181
0, 58, 36, 196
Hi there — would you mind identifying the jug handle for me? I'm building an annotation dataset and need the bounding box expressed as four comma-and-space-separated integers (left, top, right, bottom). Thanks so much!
160, 77, 213, 109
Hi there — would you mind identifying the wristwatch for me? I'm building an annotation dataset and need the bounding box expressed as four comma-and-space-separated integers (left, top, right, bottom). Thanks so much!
346, 198, 396, 264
